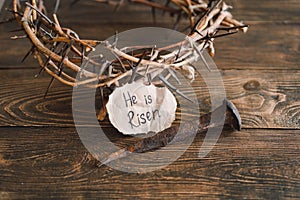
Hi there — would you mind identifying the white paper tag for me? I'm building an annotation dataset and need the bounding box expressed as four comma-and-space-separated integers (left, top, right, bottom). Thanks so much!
106, 82, 177, 135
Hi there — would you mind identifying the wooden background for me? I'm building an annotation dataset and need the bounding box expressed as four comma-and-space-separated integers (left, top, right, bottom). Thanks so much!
0, 0, 299, 199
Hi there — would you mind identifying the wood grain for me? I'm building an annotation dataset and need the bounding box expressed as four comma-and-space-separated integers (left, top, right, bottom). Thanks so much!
214, 22, 300, 70
0, 69, 299, 129
1, 0, 299, 70
0, 0, 299, 198
223, 70, 300, 129
226, 0, 300, 22
0, 127, 299, 199
0, 70, 73, 126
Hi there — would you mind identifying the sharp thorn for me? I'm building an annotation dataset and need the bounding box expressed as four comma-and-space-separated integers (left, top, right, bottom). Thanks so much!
129, 51, 146, 83
21, 46, 35, 63
158, 74, 194, 103
44, 77, 55, 99
54, 0, 60, 14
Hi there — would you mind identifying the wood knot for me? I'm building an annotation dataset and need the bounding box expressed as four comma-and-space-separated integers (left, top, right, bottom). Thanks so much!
243, 80, 261, 91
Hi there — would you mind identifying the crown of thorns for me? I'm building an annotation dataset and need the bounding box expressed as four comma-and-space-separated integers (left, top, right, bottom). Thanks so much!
9, 0, 248, 99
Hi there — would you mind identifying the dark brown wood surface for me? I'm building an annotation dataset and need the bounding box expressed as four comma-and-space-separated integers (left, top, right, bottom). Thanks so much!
0, 127, 299, 199
0, 0, 299, 199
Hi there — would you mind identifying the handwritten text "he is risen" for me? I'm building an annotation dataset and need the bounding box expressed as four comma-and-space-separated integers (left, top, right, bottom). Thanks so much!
123, 91, 161, 129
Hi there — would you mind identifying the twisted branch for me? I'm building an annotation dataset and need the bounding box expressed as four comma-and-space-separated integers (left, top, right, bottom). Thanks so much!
9, 0, 248, 91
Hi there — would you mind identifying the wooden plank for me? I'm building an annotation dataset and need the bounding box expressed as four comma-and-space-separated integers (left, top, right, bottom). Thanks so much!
0, 1, 174, 69
223, 70, 300, 129
1, 22, 298, 70
0, 127, 299, 199
0, 0, 299, 70
226, 0, 300, 23
0, 23, 37, 69
0, 70, 74, 126
0, 69, 299, 129
61, 0, 300, 23
214, 22, 300, 70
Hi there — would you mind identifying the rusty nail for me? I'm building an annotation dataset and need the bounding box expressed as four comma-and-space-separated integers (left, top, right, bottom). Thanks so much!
96, 99, 241, 167
198, 98, 242, 132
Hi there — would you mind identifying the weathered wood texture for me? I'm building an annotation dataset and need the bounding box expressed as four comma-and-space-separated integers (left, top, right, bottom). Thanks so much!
0, 69, 299, 128
0, 0, 299, 70
0, 0, 299, 199
0, 127, 299, 199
